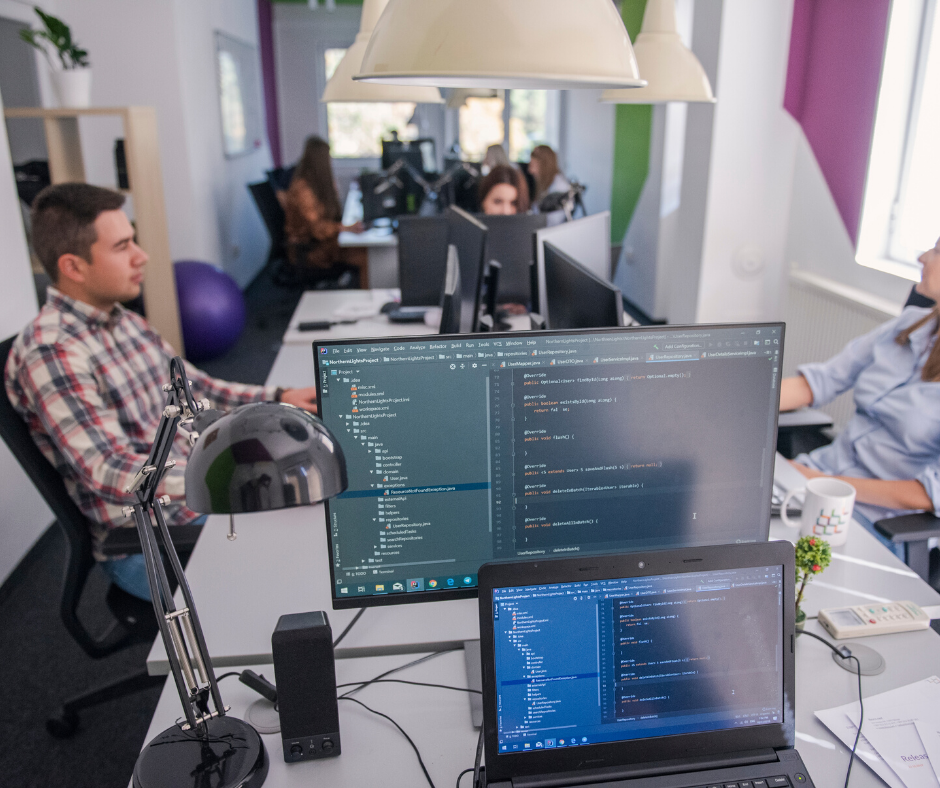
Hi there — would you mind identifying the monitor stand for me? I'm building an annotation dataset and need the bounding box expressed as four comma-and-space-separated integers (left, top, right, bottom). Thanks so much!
464, 639, 483, 728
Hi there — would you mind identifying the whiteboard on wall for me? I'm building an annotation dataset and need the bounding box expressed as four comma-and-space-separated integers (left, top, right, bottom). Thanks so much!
214, 31, 265, 158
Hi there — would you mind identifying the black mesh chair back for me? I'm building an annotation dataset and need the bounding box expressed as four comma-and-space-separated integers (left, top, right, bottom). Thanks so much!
905, 285, 936, 309
248, 180, 288, 265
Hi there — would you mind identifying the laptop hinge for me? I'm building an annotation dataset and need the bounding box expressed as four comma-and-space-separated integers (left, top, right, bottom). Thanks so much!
511, 748, 779, 788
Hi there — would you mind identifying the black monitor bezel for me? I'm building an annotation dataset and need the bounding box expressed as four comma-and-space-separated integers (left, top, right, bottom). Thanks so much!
543, 241, 624, 329
476, 212, 548, 306
478, 542, 797, 783
445, 206, 489, 333
313, 321, 785, 610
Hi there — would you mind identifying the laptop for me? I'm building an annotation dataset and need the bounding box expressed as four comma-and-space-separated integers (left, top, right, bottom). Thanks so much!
477, 542, 814, 787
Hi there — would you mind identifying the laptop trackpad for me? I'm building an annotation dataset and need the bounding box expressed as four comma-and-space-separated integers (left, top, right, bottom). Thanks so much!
464, 639, 483, 728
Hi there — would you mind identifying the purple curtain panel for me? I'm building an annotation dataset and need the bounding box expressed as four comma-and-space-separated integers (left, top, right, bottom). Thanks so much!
784, 0, 891, 244
257, 0, 282, 168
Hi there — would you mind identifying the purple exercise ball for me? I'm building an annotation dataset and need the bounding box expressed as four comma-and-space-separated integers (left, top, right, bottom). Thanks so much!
174, 261, 246, 362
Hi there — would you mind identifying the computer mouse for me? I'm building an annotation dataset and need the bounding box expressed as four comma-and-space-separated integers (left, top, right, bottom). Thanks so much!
379, 301, 399, 314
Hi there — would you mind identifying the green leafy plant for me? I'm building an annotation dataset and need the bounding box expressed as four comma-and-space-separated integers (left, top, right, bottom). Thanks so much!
19, 7, 89, 70
794, 535, 831, 626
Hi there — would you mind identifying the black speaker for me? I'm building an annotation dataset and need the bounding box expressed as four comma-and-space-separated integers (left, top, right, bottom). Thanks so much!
272, 611, 341, 763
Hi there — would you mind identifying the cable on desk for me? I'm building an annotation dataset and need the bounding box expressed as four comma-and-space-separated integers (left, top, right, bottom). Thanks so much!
339, 695, 436, 788
336, 678, 482, 695
800, 629, 864, 788
456, 767, 474, 788
339, 649, 451, 699
333, 607, 366, 647
214, 672, 241, 683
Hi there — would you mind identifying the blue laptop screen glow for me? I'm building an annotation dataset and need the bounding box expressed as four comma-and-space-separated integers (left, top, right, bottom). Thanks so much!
492, 566, 784, 754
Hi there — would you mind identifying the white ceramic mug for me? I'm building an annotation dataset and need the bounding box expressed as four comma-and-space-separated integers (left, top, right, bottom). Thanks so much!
781, 477, 856, 547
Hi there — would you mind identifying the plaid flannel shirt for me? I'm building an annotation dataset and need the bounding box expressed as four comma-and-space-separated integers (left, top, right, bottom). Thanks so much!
5, 288, 276, 560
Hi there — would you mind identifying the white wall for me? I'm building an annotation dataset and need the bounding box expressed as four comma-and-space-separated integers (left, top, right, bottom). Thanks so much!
559, 90, 615, 217
0, 82, 53, 586
693, 0, 799, 323
51, 0, 272, 287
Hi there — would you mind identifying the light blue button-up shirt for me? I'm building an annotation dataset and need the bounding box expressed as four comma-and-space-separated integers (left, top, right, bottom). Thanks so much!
796, 306, 940, 522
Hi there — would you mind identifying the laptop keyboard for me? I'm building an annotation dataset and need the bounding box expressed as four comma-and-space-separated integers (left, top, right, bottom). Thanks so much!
686, 778, 796, 788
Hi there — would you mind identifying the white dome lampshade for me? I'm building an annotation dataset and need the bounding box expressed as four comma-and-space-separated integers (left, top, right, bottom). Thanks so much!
354, 0, 647, 91
321, 0, 444, 103
601, 0, 715, 104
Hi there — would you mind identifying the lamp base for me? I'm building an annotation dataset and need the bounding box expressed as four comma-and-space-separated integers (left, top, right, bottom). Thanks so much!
133, 715, 268, 788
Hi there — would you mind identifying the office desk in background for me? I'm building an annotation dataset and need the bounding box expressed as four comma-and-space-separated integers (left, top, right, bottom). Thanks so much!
338, 228, 398, 289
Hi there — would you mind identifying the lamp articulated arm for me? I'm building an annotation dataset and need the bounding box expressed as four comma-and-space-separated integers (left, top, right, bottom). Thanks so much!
123, 356, 225, 735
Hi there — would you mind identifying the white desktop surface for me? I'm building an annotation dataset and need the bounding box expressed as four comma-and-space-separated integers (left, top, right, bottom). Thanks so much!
147, 508, 940, 675
338, 228, 398, 247
281, 289, 437, 345
141, 575, 940, 788
140, 650, 481, 788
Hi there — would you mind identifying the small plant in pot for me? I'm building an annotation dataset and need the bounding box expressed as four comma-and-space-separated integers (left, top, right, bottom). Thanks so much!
19, 7, 91, 108
794, 535, 831, 632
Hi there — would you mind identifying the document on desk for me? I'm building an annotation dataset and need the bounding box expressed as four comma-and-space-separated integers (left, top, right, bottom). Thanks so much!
817, 676, 940, 787
815, 704, 906, 788
844, 676, 940, 787
915, 719, 940, 786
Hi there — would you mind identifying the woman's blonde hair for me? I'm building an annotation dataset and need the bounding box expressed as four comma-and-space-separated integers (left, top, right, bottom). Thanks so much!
529, 144, 561, 199
895, 306, 940, 381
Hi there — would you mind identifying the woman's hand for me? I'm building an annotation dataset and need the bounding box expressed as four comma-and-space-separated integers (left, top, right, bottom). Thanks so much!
788, 461, 932, 511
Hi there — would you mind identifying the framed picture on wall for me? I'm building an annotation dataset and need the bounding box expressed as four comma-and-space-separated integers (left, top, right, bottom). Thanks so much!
214, 31, 265, 158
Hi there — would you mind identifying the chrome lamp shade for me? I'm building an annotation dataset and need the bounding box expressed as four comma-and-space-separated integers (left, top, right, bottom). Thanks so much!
185, 402, 348, 515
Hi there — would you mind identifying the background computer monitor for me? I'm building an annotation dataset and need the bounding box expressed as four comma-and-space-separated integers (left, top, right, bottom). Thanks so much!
477, 213, 548, 306
543, 242, 624, 329
439, 245, 462, 335
313, 321, 784, 608
397, 215, 450, 306
445, 206, 488, 333
532, 212, 611, 320
382, 138, 436, 173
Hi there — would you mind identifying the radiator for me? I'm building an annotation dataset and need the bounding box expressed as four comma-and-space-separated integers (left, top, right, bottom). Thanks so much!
783, 270, 903, 431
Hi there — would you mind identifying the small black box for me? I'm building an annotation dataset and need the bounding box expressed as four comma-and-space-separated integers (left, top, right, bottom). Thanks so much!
272, 611, 341, 763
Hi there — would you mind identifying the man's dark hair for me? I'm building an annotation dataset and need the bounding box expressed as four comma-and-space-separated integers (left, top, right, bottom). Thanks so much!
31, 183, 126, 282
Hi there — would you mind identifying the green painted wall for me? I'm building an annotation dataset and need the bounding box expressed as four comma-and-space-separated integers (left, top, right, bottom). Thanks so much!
610, 0, 651, 243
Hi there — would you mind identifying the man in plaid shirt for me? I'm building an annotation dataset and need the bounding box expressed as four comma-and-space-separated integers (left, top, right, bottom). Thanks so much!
5, 184, 318, 601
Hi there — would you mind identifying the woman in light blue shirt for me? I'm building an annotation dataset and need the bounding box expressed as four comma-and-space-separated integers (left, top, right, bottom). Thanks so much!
780, 236, 940, 547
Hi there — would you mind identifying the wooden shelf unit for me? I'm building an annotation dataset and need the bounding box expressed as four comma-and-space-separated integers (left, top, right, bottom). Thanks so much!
4, 106, 184, 355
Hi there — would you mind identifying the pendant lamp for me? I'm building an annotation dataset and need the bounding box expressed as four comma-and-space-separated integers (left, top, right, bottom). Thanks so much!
321, 0, 443, 103
601, 0, 714, 103
445, 88, 500, 110
354, 0, 646, 91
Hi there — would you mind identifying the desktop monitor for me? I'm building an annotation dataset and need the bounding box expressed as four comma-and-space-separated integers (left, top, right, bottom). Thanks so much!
477, 213, 548, 306
313, 321, 785, 608
382, 138, 436, 173
397, 216, 450, 306
543, 242, 624, 329
439, 245, 462, 335
445, 206, 489, 333
532, 212, 611, 320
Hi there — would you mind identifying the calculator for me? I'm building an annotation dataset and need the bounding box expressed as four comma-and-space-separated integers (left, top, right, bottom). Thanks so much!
818, 601, 930, 639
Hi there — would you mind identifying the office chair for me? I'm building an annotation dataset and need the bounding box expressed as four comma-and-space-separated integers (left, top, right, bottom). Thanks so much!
0, 336, 201, 737
905, 284, 935, 309
248, 181, 289, 271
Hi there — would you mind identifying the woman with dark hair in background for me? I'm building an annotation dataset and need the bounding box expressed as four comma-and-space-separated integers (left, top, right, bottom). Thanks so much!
478, 164, 530, 215
282, 136, 365, 283
527, 144, 570, 203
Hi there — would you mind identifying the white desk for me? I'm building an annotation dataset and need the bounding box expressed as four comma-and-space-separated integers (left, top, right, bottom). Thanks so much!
142, 591, 940, 788
141, 651, 481, 788
338, 229, 398, 289
281, 289, 437, 345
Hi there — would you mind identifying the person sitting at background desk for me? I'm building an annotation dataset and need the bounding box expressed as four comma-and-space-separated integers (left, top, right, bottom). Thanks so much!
282, 135, 366, 285
528, 144, 570, 205
4, 184, 319, 602
779, 235, 940, 553
479, 164, 530, 216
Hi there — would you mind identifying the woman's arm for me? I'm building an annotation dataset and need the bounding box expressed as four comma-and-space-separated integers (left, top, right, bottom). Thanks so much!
779, 375, 814, 411
790, 461, 933, 511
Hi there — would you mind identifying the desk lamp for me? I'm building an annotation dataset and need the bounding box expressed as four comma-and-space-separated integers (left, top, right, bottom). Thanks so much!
128, 357, 347, 788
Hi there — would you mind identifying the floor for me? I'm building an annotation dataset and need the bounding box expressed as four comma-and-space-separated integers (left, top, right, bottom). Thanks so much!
0, 263, 301, 787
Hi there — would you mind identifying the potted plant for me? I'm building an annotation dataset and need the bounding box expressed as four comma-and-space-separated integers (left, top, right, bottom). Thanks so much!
19, 7, 91, 108
794, 535, 831, 632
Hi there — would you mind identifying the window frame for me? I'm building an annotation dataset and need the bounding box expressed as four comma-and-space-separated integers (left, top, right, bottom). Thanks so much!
857, 0, 938, 282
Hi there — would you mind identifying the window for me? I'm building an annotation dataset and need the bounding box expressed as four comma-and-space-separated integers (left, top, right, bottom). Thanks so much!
858, 0, 940, 279
457, 90, 560, 162
323, 48, 418, 159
